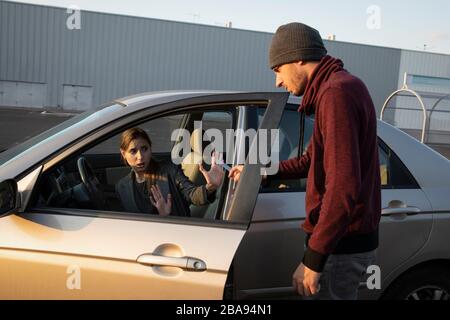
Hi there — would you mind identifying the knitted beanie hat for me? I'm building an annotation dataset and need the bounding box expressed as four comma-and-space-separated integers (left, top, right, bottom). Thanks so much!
269, 22, 327, 69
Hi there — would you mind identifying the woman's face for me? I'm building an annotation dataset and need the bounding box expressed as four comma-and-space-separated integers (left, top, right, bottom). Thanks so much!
121, 137, 152, 174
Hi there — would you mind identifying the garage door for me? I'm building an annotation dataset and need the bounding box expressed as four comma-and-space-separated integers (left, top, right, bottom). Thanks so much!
62, 85, 93, 111
0, 81, 46, 108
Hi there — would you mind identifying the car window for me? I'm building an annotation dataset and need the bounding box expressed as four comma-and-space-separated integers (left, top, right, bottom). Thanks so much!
257, 106, 313, 161
378, 139, 419, 189
257, 106, 313, 192
0, 103, 119, 166
202, 112, 233, 133
31, 109, 235, 221
86, 115, 184, 155
379, 143, 390, 186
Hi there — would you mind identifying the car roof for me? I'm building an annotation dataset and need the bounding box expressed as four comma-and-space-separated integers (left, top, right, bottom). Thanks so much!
114, 90, 238, 107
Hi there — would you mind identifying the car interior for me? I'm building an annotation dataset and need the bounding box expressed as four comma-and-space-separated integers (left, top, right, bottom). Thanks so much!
31, 109, 236, 220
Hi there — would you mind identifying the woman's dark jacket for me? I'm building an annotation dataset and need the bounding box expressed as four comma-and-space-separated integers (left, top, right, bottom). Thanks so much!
115, 160, 215, 217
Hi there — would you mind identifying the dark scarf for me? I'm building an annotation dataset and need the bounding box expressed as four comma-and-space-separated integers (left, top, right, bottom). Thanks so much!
299, 55, 345, 115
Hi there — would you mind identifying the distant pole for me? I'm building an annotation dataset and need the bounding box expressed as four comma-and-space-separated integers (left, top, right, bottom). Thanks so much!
187, 13, 200, 23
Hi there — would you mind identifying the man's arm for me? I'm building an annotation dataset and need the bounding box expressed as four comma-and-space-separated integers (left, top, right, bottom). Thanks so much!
275, 143, 312, 180
229, 131, 312, 182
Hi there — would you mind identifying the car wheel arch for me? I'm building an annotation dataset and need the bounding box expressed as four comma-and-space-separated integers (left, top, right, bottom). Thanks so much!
381, 259, 450, 299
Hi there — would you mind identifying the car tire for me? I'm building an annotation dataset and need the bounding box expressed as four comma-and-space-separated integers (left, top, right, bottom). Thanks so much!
382, 265, 450, 300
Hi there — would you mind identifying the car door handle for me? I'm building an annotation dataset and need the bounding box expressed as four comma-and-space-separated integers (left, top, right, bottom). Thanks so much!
136, 253, 207, 271
382, 200, 421, 216
382, 207, 421, 215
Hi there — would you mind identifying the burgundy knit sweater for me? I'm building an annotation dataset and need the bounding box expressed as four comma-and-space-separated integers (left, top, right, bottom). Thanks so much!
277, 55, 381, 272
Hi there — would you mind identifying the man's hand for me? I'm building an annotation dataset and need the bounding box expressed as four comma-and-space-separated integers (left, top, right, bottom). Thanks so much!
228, 165, 244, 182
229, 165, 269, 184
292, 262, 322, 297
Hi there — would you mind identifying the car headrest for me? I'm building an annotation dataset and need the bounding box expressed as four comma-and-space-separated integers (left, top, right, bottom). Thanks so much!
183, 128, 213, 165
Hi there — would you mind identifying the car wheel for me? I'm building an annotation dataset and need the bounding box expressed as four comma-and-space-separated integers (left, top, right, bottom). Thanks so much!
382, 265, 450, 300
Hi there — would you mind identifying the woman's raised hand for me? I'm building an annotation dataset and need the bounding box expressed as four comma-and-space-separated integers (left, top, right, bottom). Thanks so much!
149, 184, 172, 216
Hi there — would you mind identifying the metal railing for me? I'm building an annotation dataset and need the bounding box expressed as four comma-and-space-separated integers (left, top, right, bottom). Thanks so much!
380, 73, 450, 144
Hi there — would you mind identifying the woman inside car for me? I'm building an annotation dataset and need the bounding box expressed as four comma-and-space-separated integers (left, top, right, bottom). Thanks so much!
116, 127, 224, 217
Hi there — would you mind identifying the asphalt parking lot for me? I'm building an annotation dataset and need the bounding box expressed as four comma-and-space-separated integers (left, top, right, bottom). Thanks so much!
0, 107, 74, 152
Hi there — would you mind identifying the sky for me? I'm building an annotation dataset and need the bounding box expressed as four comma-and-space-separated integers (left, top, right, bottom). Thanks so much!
8, 0, 450, 55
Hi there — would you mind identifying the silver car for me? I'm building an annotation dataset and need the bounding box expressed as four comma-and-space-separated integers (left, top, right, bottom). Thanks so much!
1, 91, 449, 300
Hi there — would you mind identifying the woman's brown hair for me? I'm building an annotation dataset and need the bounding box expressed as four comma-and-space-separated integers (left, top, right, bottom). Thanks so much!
120, 127, 162, 187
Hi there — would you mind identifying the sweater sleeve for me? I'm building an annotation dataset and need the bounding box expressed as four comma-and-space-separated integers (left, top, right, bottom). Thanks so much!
172, 164, 215, 205
303, 88, 362, 273
275, 143, 312, 179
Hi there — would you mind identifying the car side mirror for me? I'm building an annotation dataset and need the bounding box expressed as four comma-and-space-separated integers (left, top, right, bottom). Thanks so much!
0, 179, 19, 217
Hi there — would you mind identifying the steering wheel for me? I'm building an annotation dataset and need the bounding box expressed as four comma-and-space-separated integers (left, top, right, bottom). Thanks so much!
77, 156, 105, 209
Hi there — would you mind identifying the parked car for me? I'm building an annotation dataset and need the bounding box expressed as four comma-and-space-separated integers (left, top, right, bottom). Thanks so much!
1, 91, 449, 300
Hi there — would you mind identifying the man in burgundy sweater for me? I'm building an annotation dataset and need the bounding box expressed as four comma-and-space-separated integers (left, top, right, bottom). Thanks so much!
229, 22, 381, 300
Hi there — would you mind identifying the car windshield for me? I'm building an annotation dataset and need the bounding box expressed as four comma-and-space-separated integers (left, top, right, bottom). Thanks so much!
0, 103, 117, 166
